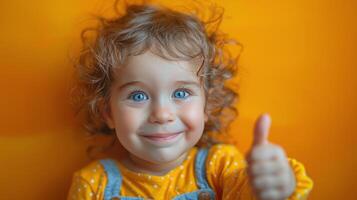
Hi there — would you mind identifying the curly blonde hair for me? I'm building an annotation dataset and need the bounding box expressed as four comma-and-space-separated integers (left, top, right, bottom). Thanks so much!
70, 1, 242, 153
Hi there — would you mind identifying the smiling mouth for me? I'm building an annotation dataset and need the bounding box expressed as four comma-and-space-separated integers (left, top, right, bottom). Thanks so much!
140, 132, 183, 141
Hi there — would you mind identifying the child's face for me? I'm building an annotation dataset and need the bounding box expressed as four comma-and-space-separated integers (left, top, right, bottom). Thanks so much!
104, 51, 207, 164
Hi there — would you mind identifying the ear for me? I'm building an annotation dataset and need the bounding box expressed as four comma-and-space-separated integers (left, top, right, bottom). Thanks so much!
101, 104, 115, 129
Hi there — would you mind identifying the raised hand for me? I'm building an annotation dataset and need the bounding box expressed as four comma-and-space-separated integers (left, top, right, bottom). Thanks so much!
246, 113, 296, 200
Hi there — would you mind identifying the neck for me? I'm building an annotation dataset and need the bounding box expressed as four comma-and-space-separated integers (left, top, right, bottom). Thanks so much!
122, 152, 188, 176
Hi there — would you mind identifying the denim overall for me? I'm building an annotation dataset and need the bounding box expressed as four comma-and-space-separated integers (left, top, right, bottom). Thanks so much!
99, 148, 215, 200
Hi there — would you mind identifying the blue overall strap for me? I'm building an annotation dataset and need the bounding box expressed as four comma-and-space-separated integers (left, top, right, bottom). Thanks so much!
100, 159, 122, 200
194, 148, 211, 189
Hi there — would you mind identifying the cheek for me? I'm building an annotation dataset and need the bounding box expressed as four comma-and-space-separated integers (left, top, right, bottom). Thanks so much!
179, 100, 205, 131
112, 105, 145, 134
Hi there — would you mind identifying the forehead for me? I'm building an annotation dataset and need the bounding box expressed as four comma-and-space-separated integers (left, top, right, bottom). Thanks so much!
114, 51, 202, 85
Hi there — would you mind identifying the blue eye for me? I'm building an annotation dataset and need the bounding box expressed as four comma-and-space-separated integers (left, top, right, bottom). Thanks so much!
173, 89, 190, 99
129, 91, 148, 102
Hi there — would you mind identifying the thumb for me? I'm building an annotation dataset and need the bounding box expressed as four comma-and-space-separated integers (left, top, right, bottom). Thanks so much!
252, 113, 272, 146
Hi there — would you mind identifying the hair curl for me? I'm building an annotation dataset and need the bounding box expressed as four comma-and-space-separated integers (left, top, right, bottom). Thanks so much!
70, 0, 242, 156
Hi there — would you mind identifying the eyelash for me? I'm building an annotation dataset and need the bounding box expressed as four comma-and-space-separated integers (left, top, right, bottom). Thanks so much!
127, 87, 193, 101
176, 87, 193, 96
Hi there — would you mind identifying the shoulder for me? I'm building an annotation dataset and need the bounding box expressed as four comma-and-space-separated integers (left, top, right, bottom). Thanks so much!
205, 144, 247, 174
206, 144, 245, 162
203, 144, 249, 195
74, 160, 106, 179
68, 159, 110, 199
71, 159, 109, 190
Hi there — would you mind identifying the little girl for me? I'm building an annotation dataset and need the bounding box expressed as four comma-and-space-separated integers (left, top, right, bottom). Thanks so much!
68, 2, 313, 200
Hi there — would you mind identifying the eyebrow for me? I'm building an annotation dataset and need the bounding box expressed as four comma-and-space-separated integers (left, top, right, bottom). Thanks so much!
175, 81, 201, 88
118, 80, 201, 90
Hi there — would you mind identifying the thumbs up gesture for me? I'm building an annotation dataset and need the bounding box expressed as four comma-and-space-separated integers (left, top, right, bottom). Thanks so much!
246, 113, 296, 200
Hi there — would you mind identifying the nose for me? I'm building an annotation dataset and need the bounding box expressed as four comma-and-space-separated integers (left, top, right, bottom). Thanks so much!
148, 102, 176, 124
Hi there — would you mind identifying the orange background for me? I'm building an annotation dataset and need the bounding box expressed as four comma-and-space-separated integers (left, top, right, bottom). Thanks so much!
0, 0, 356, 199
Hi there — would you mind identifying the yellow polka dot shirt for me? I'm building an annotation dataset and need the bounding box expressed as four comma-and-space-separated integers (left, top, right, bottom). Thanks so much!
67, 144, 313, 199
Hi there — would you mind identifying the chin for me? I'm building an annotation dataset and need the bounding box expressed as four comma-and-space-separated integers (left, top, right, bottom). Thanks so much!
143, 146, 189, 164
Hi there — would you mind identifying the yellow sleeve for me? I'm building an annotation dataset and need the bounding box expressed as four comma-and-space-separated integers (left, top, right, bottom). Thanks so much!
206, 144, 256, 200
286, 158, 314, 200
67, 160, 107, 200
206, 144, 313, 200
67, 172, 96, 200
